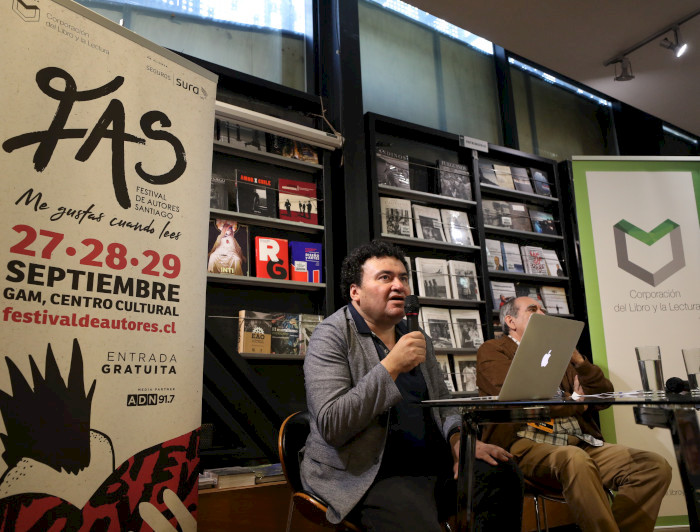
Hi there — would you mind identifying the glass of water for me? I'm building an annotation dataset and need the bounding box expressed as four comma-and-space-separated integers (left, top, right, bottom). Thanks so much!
635, 346, 665, 393
681, 348, 700, 395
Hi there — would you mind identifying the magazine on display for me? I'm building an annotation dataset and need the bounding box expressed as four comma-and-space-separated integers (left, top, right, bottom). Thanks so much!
215, 118, 265, 151
511, 166, 534, 193
490, 281, 517, 308
376, 148, 410, 189
453, 356, 478, 393
531, 168, 553, 197
405, 256, 416, 295
435, 354, 456, 393
485, 238, 504, 271
414, 257, 451, 298
541, 249, 565, 277
515, 283, 542, 303
380, 196, 413, 237
507, 202, 533, 232
529, 209, 558, 235
210, 173, 229, 210
479, 162, 499, 186
289, 241, 323, 283
238, 310, 273, 353
493, 164, 515, 189
207, 218, 249, 276
520, 245, 547, 275
447, 260, 480, 301
420, 307, 456, 348
299, 314, 324, 357
254, 237, 289, 280
413, 204, 447, 242
540, 287, 570, 315
278, 178, 318, 224
437, 160, 472, 200
501, 241, 525, 273
450, 309, 484, 349
440, 209, 474, 246
236, 171, 278, 218
482, 200, 513, 229
270, 313, 300, 355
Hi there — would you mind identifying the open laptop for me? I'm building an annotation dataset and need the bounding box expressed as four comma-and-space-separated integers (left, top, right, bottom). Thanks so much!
429, 313, 585, 403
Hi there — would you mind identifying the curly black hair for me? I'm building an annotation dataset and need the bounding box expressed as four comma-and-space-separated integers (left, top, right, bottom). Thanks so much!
340, 240, 408, 302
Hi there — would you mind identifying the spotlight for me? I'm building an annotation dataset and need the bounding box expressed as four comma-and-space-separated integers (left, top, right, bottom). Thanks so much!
614, 57, 635, 81
660, 26, 688, 57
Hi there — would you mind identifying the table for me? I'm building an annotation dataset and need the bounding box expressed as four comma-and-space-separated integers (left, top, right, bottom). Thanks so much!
423, 393, 700, 532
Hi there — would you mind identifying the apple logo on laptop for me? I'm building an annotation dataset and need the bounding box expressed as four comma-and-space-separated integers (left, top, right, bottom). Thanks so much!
540, 350, 552, 367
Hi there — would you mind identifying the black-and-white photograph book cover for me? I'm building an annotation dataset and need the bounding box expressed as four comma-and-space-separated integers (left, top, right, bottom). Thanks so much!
380, 196, 413, 237
447, 260, 480, 301
437, 160, 472, 201
440, 209, 474, 247
451, 309, 484, 350
453, 356, 477, 393
435, 354, 456, 393
420, 307, 456, 348
413, 204, 447, 242
376, 148, 410, 189
414, 257, 451, 299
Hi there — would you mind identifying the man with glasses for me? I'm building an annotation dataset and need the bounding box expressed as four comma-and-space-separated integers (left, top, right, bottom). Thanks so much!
477, 296, 672, 532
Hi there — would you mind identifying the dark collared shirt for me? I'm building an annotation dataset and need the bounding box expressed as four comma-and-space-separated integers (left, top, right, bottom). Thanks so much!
347, 303, 448, 478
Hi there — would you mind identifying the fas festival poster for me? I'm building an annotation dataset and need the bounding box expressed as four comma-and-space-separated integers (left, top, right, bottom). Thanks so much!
0, 0, 216, 529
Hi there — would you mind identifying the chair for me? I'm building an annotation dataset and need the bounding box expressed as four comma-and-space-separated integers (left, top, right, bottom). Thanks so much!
278, 411, 362, 532
525, 479, 615, 532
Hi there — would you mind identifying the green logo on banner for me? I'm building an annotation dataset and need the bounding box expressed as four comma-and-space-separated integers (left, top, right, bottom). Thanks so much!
613, 219, 685, 286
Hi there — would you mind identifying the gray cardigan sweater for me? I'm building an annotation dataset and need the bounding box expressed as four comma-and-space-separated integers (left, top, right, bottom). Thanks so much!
300, 306, 460, 523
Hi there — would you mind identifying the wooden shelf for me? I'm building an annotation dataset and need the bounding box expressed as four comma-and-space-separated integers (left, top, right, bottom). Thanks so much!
210, 208, 324, 234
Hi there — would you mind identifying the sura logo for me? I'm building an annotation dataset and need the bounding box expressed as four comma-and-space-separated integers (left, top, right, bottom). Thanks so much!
175, 77, 208, 99
613, 219, 685, 287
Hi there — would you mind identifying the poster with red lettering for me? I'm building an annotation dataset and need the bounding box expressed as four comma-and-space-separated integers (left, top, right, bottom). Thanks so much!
0, 1, 216, 529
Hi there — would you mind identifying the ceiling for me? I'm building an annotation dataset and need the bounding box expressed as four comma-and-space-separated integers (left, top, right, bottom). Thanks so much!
406, 0, 700, 139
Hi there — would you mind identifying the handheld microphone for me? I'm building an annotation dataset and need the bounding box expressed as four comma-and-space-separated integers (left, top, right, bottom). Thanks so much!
404, 295, 420, 333
665, 377, 690, 394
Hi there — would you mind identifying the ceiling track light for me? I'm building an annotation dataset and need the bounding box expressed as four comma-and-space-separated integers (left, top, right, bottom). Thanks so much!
660, 26, 688, 57
614, 56, 635, 81
603, 8, 700, 76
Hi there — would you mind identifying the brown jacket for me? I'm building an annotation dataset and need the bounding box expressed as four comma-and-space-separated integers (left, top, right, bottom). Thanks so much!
476, 336, 614, 450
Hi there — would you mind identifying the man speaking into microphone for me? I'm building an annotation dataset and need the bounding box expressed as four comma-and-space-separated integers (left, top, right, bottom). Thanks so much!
301, 240, 523, 531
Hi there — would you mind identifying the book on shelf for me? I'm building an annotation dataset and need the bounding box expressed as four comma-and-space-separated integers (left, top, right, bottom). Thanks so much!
236, 171, 278, 218
484, 238, 504, 272
541, 248, 565, 277
492, 164, 515, 190
413, 204, 447, 242
515, 283, 543, 303
289, 241, 323, 283
255, 236, 289, 280
409, 158, 432, 193
482, 200, 532, 232
451, 309, 484, 349
530, 169, 552, 197
210, 173, 230, 210
406, 256, 415, 295
479, 162, 499, 186
440, 209, 474, 246
203, 466, 258, 489
376, 148, 410, 189
453, 356, 477, 393
266, 134, 319, 164
435, 354, 456, 393
510, 167, 534, 193
252, 463, 286, 484
207, 218, 249, 276
380, 196, 413, 238
414, 257, 451, 299
447, 260, 480, 301
520, 245, 547, 276
270, 313, 300, 355
198, 472, 217, 490
238, 310, 273, 354
278, 178, 318, 224
490, 281, 517, 308
540, 286, 570, 315
437, 160, 472, 200
529, 209, 558, 235
299, 314, 323, 357
420, 307, 456, 348
214, 118, 264, 151
501, 241, 525, 273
